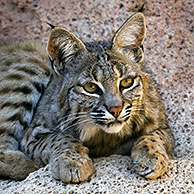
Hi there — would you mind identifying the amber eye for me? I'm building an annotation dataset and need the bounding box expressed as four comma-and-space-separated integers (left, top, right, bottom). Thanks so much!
120, 77, 134, 88
83, 83, 98, 93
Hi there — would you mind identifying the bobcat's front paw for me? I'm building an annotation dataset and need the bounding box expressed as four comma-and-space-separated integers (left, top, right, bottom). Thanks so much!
131, 142, 168, 179
51, 146, 94, 183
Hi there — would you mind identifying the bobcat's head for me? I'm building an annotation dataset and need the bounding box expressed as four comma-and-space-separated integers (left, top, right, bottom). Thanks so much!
47, 13, 149, 141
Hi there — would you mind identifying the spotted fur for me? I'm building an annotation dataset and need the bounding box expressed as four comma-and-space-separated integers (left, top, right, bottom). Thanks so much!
0, 13, 174, 183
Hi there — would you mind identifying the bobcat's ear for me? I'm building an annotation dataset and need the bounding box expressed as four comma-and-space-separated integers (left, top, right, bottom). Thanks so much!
47, 27, 86, 74
111, 13, 146, 65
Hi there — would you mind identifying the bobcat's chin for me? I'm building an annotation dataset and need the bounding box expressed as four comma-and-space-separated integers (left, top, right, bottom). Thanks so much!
102, 122, 124, 134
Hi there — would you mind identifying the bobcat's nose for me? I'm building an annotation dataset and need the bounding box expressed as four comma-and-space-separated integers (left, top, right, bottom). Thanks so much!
109, 106, 123, 118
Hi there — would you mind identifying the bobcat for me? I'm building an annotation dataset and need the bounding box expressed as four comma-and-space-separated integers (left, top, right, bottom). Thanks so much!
0, 13, 174, 183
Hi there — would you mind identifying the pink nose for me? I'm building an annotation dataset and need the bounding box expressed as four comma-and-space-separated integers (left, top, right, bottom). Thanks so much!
109, 107, 123, 118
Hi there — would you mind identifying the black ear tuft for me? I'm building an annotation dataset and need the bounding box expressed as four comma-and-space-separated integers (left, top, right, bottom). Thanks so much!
138, 3, 145, 13
47, 22, 56, 29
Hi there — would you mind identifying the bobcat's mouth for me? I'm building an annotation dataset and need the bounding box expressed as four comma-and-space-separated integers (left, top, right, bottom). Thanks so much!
107, 120, 122, 127
90, 106, 131, 134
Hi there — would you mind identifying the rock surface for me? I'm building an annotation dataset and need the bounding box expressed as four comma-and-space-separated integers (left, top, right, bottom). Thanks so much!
0, 0, 193, 193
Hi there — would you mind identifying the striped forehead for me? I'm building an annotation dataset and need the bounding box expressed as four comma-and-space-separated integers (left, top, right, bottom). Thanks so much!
91, 53, 123, 81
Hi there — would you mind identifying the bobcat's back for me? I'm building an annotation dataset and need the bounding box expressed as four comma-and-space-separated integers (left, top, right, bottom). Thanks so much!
0, 41, 51, 141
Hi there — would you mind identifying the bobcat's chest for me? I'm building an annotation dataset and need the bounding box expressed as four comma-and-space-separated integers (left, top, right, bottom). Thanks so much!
80, 128, 133, 157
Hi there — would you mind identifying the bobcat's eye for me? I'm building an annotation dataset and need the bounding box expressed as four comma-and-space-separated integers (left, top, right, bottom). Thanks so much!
83, 83, 98, 93
120, 77, 134, 89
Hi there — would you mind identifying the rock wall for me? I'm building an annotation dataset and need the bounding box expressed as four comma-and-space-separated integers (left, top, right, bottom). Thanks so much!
0, 0, 193, 193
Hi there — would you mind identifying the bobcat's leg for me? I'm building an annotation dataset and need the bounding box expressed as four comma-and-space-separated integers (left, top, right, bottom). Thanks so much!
0, 133, 38, 180
131, 128, 174, 179
21, 128, 94, 183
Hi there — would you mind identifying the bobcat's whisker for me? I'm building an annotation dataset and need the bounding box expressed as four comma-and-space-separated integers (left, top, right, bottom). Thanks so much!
76, 121, 97, 132
57, 112, 88, 123
132, 109, 144, 111
56, 115, 89, 129
59, 119, 93, 132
